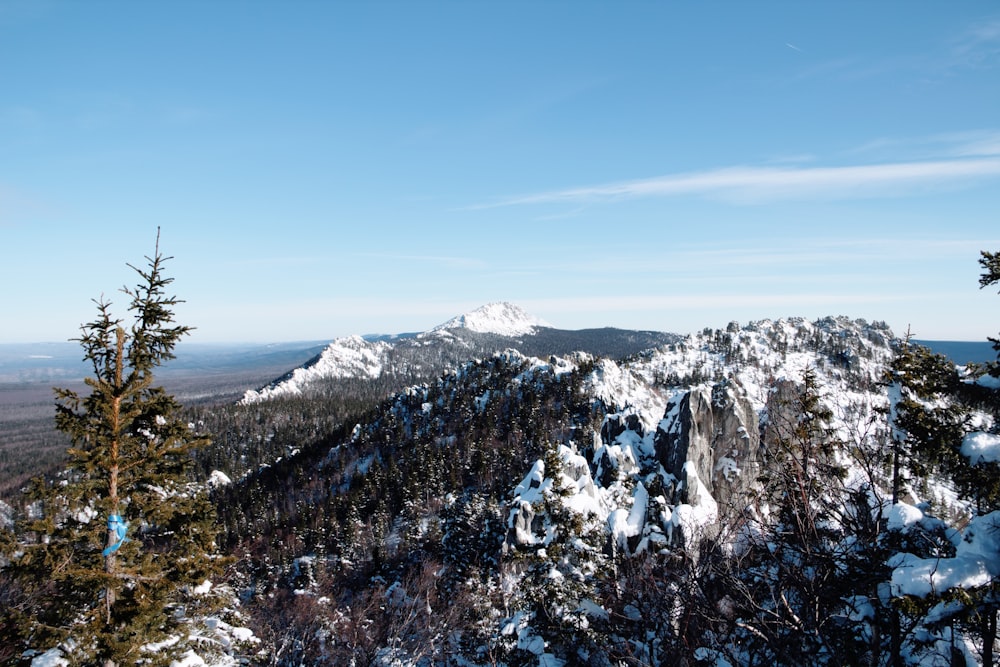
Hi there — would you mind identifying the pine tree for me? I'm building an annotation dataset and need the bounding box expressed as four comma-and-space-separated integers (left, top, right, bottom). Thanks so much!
722, 371, 864, 665
5, 233, 225, 666
981, 250, 1000, 369
882, 252, 1000, 664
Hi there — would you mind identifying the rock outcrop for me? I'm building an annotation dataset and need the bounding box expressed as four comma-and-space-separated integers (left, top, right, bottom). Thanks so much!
654, 378, 761, 514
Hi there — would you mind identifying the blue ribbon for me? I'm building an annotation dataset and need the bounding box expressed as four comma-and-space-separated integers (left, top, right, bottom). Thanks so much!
102, 513, 129, 557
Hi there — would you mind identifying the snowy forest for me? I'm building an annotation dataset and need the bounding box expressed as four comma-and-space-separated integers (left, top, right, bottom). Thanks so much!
2, 248, 1000, 667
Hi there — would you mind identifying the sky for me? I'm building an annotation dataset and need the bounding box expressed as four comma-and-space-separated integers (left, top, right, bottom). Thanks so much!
2, 1, 1000, 344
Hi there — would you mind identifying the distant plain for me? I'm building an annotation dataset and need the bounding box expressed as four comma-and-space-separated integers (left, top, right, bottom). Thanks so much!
0, 341, 328, 497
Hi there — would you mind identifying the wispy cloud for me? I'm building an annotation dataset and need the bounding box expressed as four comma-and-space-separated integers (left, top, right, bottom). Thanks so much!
474, 156, 1000, 209
847, 130, 1000, 161
530, 238, 1000, 283
949, 18, 1000, 70
948, 130, 1000, 158
357, 252, 487, 270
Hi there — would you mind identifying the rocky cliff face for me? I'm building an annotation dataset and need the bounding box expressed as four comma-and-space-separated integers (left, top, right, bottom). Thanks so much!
654, 378, 760, 514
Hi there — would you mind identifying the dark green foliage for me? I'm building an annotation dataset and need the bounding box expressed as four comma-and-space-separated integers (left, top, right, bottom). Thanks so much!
440, 492, 505, 582
1, 236, 225, 665
891, 339, 1000, 513
981, 250, 1000, 362
890, 341, 967, 478
981, 250, 1000, 291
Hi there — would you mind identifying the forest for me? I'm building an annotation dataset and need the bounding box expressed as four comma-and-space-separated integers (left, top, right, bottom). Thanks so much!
0, 250, 998, 667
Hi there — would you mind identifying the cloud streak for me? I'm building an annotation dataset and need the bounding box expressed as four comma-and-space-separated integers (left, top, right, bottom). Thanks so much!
357, 252, 487, 270
475, 157, 1000, 209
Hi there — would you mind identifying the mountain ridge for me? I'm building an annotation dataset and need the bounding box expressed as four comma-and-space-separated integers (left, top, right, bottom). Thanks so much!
239, 302, 680, 403
206, 313, 1000, 665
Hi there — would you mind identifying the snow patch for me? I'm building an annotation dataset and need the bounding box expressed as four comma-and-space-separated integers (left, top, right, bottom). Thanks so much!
30, 649, 68, 667
961, 431, 1000, 464
241, 335, 391, 403
207, 470, 232, 488
890, 511, 1000, 598
431, 302, 550, 337
169, 651, 206, 667
887, 503, 925, 530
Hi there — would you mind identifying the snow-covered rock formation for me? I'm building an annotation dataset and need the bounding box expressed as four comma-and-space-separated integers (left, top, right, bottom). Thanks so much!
240, 302, 645, 404
241, 335, 392, 402
655, 379, 760, 513
503, 316, 898, 559
431, 302, 551, 337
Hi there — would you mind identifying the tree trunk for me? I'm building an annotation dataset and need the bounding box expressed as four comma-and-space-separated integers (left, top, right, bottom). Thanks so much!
891, 608, 902, 667
104, 328, 125, 626
983, 608, 996, 667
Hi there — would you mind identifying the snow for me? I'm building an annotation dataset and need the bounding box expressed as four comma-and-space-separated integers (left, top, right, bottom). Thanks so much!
0, 499, 12, 530
669, 463, 719, 546
230, 627, 257, 643
512, 460, 549, 506
207, 470, 232, 488
960, 431, 1000, 464
431, 302, 550, 336
30, 649, 67, 667
886, 502, 925, 530
576, 599, 610, 621
890, 511, 1000, 598
241, 335, 391, 403
587, 358, 668, 435
74, 504, 97, 524
170, 651, 207, 667
976, 374, 1000, 389
559, 448, 604, 518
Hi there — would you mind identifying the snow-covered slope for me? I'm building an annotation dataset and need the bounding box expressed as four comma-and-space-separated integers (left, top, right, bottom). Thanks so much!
241, 335, 391, 402
430, 302, 551, 336
221, 313, 1000, 665
241, 302, 644, 404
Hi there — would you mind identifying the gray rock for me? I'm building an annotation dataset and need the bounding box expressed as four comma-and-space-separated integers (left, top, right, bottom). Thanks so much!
654, 378, 760, 514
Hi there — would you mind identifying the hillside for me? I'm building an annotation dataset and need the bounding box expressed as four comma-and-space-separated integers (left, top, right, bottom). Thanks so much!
5, 308, 1000, 666
239, 302, 677, 404
203, 314, 1000, 666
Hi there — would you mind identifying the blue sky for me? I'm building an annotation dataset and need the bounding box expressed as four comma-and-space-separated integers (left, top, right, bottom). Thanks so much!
2, 2, 999, 343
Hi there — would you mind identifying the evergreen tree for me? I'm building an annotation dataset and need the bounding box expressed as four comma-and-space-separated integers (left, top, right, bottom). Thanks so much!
4, 234, 225, 666
721, 371, 864, 665
883, 252, 1000, 664
888, 338, 967, 496
981, 250, 1000, 368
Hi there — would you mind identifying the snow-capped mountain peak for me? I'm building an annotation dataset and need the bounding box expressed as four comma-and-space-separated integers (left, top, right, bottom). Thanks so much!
430, 302, 550, 337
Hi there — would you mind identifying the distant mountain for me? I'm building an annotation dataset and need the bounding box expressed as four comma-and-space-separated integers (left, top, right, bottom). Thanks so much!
431, 301, 551, 336
240, 302, 679, 403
